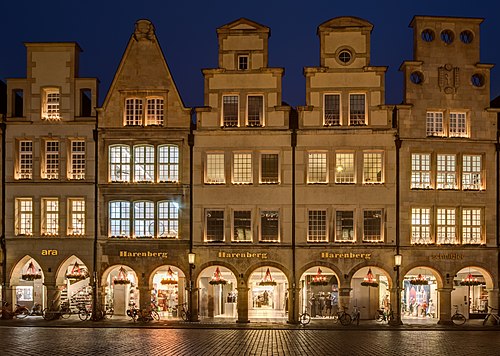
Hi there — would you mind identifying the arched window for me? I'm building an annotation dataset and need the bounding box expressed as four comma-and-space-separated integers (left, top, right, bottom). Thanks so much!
134, 201, 154, 238
109, 145, 131, 182
109, 201, 130, 237
158, 201, 179, 238
158, 145, 179, 183
134, 145, 155, 182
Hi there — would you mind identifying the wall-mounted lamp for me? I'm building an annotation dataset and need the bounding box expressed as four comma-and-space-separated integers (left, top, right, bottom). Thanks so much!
394, 254, 402, 267
188, 252, 196, 266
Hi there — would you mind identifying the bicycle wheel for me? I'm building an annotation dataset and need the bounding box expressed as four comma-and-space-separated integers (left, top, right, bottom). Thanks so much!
452, 313, 466, 326
483, 314, 490, 326
16, 308, 30, 319
299, 313, 311, 325
42, 308, 53, 321
339, 313, 352, 326
106, 308, 114, 319
61, 308, 71, 319
354, 313, 360, 326
151, 310, 160, 321
374, 311, 384, 322
180, 310, 190, 321
78, 309, 89, 321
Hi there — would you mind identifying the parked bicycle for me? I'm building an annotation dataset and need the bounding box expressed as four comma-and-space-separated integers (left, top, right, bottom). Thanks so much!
42, 301, 72, 320
351, 305, 362, 326
1, 301, 30, 319
299, 308, 311, 326
332, 305, 352, 326
127, 302, 159, 323
176, 302, 191, 321
483, 306, 500, 325
375, 306, 394, 323
30, 303, 43, 316
451, 304, 466, 326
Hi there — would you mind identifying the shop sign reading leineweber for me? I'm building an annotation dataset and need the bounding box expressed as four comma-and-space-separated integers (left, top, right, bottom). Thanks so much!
119, 250, 168, 258
321, 252, 371, 260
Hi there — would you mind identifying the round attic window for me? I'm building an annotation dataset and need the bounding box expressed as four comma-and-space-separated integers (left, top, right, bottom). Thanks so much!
471, 73, 485, 87
440, 30, 454, 44
421, 29, 435, 42
338, 50, 352, 64
410, 71, 424, 85
460, 30, 474, 44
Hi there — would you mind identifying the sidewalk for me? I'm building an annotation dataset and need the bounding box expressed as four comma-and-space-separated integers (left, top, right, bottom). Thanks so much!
0, 315, 495, 331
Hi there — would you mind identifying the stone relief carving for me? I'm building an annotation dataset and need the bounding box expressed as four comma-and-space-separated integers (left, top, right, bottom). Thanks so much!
438, 63, 459, 94
134, 19, 155, 42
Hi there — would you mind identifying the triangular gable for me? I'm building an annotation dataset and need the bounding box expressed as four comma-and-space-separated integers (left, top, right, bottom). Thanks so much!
318, 16, 373, 32
217, 18, 270, 35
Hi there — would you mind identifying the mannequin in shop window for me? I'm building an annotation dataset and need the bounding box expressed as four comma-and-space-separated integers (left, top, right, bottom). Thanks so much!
325, 292, 333, 316
319, 292, 326, 317
309, 293, 317, 317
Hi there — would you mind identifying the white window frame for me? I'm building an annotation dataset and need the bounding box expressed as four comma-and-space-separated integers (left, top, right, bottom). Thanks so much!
246, 95, 264, 127
232, 210, 252, 242
259, 210, 280, 242
426, 111, 444, 137
449, 112, 468, 138
146, 97, 164, 126
324, 93, 341, 126
41, 198, 59, 236
462, 154, 482, 190
411, 208, 432, 244
158, 201, 179, 239
205, 209, 225, 242
348, 93, 366, 125
42, 88, 60, 120
133, 145, 155, 183
205, 152, 225, 184
222, 95, 239, 127
307, 209, 328, 242
133, 201, 154, 238
307, 152, 328, 184
158, 145, 179, 183
363, 210, 383, 242
462, 208, 482, 245
411, 153, 431, 189
109, 201, 130, 237
109, 145, 131, 182
260, 153, 279, 184
42, 140, 59, 180
335, 210, 355, 242
124, 98, 143, 126
15, 198, 33, 236
69, 140, 85, 180
436, 208, 457, 244
68, 198, 85, 236
335, 152, 355, 184
17, 140, 33, 180
232, 152, 252, 184
437, 154, 457, 189
363, 152, 383, 184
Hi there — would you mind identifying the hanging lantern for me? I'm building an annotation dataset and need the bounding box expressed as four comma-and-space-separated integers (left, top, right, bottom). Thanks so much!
66, 260, 88, 280
310, 268, 328, 286
460, 273, 483, 286
361, 268, 379, 287
160, 267, 178, 285
113, 266, 131, 285
410, 273, 428, 285
22, 261, 42, 281
209, 267, 227, 285
259, 268, 277, 286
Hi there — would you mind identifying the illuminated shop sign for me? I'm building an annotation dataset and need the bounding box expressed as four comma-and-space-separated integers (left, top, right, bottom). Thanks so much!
217, 251, 268, 259
41, 249, 58, 256
430, 253, 464, 260
119, 250, 168, 258
321, 252, 371, 260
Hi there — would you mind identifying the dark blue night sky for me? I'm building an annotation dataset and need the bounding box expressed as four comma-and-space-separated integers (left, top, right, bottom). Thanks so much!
1, 0, 499, 107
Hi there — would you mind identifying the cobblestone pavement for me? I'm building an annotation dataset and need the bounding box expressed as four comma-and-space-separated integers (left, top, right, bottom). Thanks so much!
1, 326, 500, 356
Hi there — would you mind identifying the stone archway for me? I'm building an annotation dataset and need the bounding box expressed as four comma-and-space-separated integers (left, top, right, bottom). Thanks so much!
101, 265, 139, 316
149, 265, 187, 319
10, 256, 45, 309
197, 265, 238, 320
351, 266, 393, 320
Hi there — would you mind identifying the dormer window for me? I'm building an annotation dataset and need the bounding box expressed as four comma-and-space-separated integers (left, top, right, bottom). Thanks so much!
238, 55, 249, 70
124, 96, 165, 126
42, 88, 60, 120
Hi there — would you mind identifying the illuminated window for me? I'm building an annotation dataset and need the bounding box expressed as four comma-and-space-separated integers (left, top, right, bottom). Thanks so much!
42, 89, 60, 120
411, 208, 431, 244
15, 198, 32, 236
437, 208, 456, 244
222, 95, 239, 127
260, 153, 279, 184
206, 210, 224, 242
324, 94, 340, 126
158, 145, 179, 183
134, 145, 155, 182
68, 199, 85, 236
426, 112, 444, 136
437, 154, 457, 189
109, 145, 131, 182
158, 201, 179, 238
17, 140, 33, 180
109, 201, 130, 237
69, 140, 85, 180
335, 152, 355, 184
308, 152, 328, 183
238, 55, 249, 70
146, 98, 164, 126
43, 140, 59, 179
233, 210, 252, 242
449, 112, 467, 137
411, 154, 431, 189
335, 210, 354, 242
363, 210, 383, 242
134, 201, 154, 238
363, 152, 383, 184
206, 153, 225, 184
125, 98, 143, 126
41, 198, 59, 236
462, 208, 482, 244
260, 210, 279, 242
233, 153, 252, 184
349, 94, 365, 125
247, 96, 263, 127
462, 155, 481, 190
308, 210, 327, 242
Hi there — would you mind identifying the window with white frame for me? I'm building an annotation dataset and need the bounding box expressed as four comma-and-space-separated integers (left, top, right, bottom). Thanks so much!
125, 98, 143, 126
335, 210, 354, 242
146, 98, 164, 126
15, 198, 32, 236
324, 94, 340, 126
69, 140, 85, 180
308, 152, 328, 183
260, 210, 279, 242
247, 96, 263, 127
233, 210, 252, 242
449, 112, 467, 138
109, 145, 131, 182
363, 210, 383, 242
349, 94, 366, 125
205, 210, 224, 242
43, 140, 59, 179
426, 111, 444, 136
158, 145, 179, 183
335, 152, 355, 184
42, 89, 60, 120
206, 153, 225, 184
41, 198, 59, 236
308, 210, 327, 242
411, 208, 431, 244
411, 153, 431, 189
109, 201, 130, 237
134, 145, 155, 182
238, 55, 249, 70
233, 153, 252, 184
260, 153, 279, 184
158, 201, 179, 238
462, 208, 482, 244
68, 199, 85, 236
437, 154, 457, 189
436, 208, 456, 244
462, 155, 482, 190
222, 95, 239, 127
18, 140, 33, 180
363, 152, 383, 184
134, 201, 154, 238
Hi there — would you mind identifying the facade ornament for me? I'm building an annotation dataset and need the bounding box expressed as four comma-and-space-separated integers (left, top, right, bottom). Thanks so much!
438, 63, 459, 94
134, 19, 155, 42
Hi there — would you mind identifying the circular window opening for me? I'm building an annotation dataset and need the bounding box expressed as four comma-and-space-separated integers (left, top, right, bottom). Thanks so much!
471, 73, 485, 87
338, 50, 352, 64
440, 30, 454, 44
421, 29, 435, 42
410, 71, 424, 85
460, 30, 474, 44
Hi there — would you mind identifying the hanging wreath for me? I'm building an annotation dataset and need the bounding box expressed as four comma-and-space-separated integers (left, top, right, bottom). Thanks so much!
361, 268, 379, 287
113, 266, 131, 285
410, 274, 428, 285
209, 267, 227, 285
259, 268, 277, 286
160, 267, 177, 285
66, 261, 88, 280
460, 273, 484, 286
22, 261, 42, 281
310, 268, 328, 286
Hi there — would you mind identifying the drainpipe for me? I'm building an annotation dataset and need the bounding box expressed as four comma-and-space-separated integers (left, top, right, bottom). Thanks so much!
188, 109, 195, 321
91, 111, 99, 320
393, 106, 403, 325
1, 117, 6, 304
290, 110, 297, 323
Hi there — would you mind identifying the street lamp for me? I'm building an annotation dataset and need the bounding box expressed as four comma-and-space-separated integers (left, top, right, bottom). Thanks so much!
391, 253, 403, 325
394, 254, 402, 267
188, 252, 195, 322
188, 252, 196, 266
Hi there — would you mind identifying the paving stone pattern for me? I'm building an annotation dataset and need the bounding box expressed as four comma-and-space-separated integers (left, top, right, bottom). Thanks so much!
0, 327, 498, 356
